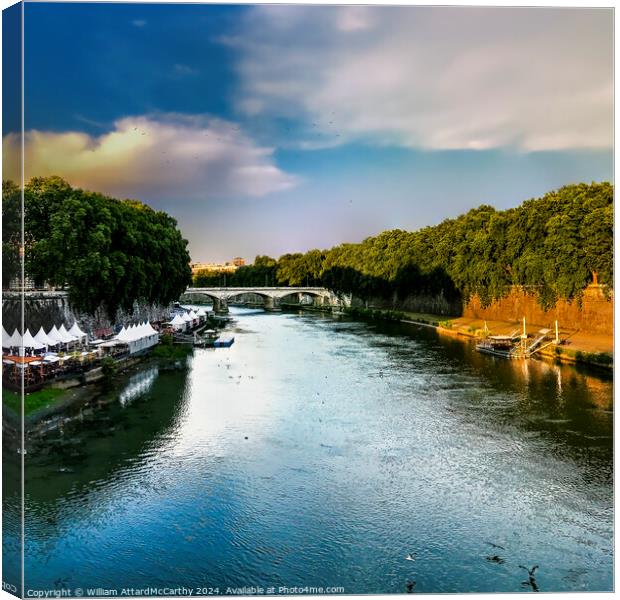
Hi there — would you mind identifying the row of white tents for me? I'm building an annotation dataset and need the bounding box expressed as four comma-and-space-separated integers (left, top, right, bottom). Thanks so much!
2, 322, 88, 352
169, 308, 207, 332
3, 319, 162, 360
110, 321, 160, 355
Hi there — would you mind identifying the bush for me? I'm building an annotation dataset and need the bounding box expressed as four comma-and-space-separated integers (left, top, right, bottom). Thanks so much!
101, 356, 117, 378
151, 344, 192, 360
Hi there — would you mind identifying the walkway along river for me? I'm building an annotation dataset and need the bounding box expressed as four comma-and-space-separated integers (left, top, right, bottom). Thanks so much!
3, 307, 613, 594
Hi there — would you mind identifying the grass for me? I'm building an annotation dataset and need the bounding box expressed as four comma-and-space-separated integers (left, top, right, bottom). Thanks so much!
344, 306, 458, 327
3, 387, 65, 416
403, 312, 457, 326
437, 319, 454, 329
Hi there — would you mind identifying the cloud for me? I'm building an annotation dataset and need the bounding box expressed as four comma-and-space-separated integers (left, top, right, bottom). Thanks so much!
336, 6, 374, 32
3, 114, 299, 200
230, 6, 613, 152
173, 63, 197, 76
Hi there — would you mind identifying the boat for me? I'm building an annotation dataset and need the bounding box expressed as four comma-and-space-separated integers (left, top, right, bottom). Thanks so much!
213, 336, 235, 348
192, 329, 220, 347
476, 318, 558, 360
476, 335, 524, 359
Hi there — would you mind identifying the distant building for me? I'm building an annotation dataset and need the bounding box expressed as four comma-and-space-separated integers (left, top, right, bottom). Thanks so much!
191, 259, 245, 275
8, 276, 36, 291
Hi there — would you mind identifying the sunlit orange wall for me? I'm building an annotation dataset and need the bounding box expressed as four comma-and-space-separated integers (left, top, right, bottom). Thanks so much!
463, 285, 613, 335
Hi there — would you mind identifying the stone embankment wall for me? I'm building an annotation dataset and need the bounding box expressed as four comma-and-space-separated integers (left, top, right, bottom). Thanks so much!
352, 291, 462, 316
463, 285, 613, 335
2, 294, 172, 334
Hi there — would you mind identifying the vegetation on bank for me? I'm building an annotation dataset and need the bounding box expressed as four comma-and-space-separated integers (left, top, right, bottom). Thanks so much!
343, 307, 406, 322
3, 177, 192, 318
3, 387, 64, 416
151, 344, 193, 359
194, 182, 612, 309
553, 346, 613, 369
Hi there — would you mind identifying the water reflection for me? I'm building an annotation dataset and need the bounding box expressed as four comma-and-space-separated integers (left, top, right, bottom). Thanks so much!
4, 308, 612, 594
119, 366, 159, 406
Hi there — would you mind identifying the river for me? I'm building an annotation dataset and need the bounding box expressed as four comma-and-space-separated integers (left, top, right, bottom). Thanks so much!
3, 307, 613, 594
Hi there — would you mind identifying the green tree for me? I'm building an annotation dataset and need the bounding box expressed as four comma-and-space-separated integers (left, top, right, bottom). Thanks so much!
2, 180, 21, 288
20, 177, 192, 318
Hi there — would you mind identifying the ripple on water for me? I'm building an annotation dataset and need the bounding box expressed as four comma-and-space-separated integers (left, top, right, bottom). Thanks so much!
13, 308, 614, 593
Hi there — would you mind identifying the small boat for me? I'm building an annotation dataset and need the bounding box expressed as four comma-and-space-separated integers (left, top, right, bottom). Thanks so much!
213, 336, 235, 348
476, 335, 524, 359
476, 318, 557, 360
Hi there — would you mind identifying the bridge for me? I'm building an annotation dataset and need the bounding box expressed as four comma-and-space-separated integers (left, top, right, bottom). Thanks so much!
181, 287, 341, 313
3, 287, 349, 315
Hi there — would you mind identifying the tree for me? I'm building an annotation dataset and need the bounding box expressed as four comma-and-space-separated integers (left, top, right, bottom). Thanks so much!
20, 177, 192, 318
2, 180, 21, 288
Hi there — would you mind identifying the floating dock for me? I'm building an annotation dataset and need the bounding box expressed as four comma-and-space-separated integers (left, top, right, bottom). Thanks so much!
476, 319, 560, 359
213, 336, 235, 348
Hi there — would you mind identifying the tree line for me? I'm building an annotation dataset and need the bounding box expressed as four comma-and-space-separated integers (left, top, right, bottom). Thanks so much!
194, 182, 613, 308
3, 177, 192, 318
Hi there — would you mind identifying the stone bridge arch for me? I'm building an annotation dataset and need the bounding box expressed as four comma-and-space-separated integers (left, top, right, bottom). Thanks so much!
179, 290, 228, 312
276, 289, 329, 307
224, 290, 274, 309
184, 287, 341, 313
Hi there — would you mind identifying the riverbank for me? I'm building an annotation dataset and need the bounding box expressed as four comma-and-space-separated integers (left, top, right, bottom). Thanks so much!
437, 316, 613, 370
337, 306, 613, 371
2, 348, 192, 435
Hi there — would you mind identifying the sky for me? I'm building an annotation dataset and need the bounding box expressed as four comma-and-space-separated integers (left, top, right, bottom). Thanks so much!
3, 3, 614, 263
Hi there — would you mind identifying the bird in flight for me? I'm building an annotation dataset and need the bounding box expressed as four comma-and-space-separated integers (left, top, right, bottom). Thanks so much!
519, 565, 540, 592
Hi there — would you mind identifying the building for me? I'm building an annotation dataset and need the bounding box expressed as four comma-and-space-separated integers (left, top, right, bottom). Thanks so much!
190, 259, 245, 275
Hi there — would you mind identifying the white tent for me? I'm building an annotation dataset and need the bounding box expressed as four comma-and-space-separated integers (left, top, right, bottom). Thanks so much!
47, 325, 67, 346
170, 314, 186, 331
2, 327, 12, 348
58, 324, 78, 344
68, 321, 88, 343
144, 321, 158, 336
9, 329, 22, 348
124, 324, 138, 341
34, 326, 58, 348
182, 313, 192, 323
23, 329, 45, 350
115, 321, 159, 354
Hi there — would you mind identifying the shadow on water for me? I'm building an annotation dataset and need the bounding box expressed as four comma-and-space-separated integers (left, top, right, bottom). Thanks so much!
25, 366, 191, 504
344, 317, 613, 475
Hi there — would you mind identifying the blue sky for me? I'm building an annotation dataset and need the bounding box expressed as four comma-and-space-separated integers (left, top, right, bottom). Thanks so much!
4, 3, 613, 262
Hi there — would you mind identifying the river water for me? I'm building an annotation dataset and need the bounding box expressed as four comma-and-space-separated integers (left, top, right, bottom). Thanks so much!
3, 307, 613, 594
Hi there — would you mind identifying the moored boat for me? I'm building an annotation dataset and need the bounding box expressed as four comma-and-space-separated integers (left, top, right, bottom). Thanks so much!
475, 318, 559, 360
476, 335, 524, 359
